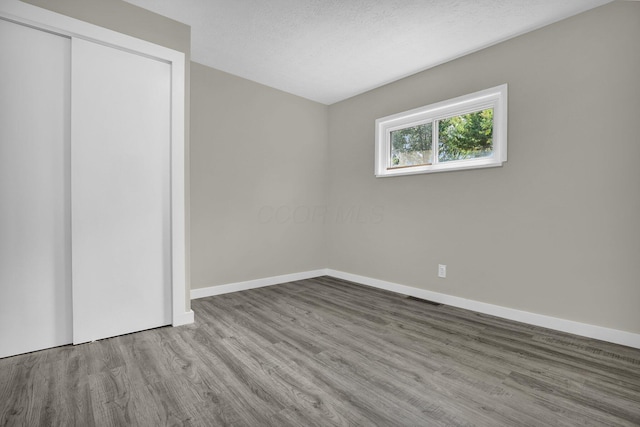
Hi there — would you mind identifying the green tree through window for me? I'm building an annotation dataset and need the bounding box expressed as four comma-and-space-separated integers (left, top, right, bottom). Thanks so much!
438, 109, 493, 162
389, 109, 493, 168
390, 123, 432, 167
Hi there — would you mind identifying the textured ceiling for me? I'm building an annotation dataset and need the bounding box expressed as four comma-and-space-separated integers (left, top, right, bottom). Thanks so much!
124, 0, 612, 104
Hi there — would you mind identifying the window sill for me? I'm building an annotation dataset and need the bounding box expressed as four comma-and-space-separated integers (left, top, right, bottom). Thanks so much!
375, 157, 505, 178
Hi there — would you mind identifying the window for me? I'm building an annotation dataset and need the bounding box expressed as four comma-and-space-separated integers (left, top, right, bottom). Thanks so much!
375, 84, 507, 177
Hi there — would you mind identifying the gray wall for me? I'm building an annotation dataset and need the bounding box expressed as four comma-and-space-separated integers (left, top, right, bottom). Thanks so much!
327, 1, 640, 334
190, 63, 329, 288
20, 0, 194, 310
21, 0, 190, 52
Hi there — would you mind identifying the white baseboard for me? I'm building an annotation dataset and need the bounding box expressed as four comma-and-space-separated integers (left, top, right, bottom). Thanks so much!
326, 269, 640, 350
188, 268, 640, 349
191, 269, 328, 299
173, 309, 195, 326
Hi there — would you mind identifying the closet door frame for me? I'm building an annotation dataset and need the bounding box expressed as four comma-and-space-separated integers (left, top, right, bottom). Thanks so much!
0, 1, 192, 327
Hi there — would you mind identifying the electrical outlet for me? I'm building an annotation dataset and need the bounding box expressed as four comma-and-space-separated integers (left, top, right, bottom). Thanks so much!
438, 264, 447, 278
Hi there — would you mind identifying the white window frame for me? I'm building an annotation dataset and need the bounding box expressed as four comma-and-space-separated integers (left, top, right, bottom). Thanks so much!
375, 84, 508, 177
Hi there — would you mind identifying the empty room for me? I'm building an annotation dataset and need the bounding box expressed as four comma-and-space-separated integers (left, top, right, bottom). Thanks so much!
1, 0, 639, 425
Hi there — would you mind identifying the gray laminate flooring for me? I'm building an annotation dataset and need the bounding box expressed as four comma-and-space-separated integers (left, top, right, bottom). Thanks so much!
1, 276, 639, 426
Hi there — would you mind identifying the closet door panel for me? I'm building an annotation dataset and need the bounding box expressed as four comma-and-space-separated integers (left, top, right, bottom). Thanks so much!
71, 38, 172, 344
0, 19, 72, 358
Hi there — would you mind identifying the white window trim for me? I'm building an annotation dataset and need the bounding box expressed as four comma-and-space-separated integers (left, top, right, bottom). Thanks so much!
375, 84, 508, 177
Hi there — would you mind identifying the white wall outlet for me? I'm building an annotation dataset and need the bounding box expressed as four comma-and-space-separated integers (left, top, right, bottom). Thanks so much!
438, 264, 447, 278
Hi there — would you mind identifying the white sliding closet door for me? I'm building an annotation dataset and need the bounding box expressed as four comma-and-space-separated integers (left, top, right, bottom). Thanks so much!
71, 38, 172, 344
0, 19, 72, 358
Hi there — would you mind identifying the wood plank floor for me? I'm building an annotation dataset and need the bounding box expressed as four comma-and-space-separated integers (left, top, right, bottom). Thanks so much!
1, 276, 639, 426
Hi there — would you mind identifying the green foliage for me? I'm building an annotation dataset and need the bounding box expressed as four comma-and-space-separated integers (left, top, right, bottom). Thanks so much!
389, 108, 493, 167
438, 109, 493, 162
391, 123, 432, 166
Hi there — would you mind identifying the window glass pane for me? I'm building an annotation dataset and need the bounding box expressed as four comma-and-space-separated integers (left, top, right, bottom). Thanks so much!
438, 108, 493, 162
390, 123, 432, 168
